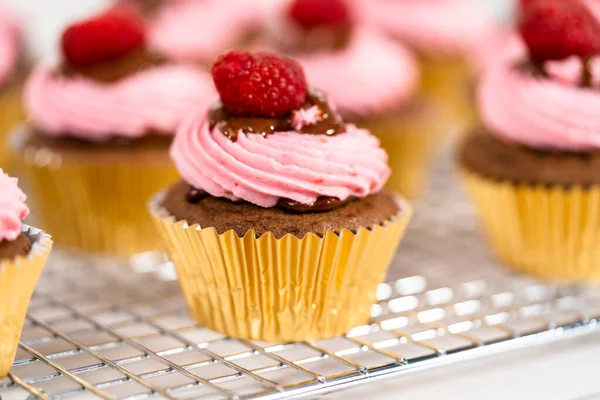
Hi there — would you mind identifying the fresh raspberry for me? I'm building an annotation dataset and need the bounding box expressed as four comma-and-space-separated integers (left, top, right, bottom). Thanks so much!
211, 51, 308, 118
519, 0, 600, 62
62, 9, 146, 67
288, 0, 353, 29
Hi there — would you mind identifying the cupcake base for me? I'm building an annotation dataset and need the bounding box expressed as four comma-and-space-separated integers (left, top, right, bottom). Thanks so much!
150, 190, 412, 341
0, 233, 31, 262
0, 226, 52, 377
0, 72, 27, 170
460, 131, 600, 282
13, 128, 179, 258
352, 99, 442, 198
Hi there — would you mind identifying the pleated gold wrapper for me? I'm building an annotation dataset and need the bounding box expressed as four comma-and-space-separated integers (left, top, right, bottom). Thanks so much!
419, 56, 477, 134
15, 142, 179, 258
0, 227, 52, 377
462, 170, 600, 282
366, 109, 443, 199
149, 194, 412, 341
0, 80, 26, 169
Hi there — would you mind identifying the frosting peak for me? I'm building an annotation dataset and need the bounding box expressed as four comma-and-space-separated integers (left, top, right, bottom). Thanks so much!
171, 99, 390, 208
0, 170, 29, 243
479, 57, 600, 152
25, 62, 215, 141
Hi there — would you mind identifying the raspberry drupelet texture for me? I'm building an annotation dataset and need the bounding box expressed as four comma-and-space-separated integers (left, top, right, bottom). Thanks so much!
61, 8, 146, 66
288, 0, 352, 29
211, 51, 308, 118
519, 0, 600, 63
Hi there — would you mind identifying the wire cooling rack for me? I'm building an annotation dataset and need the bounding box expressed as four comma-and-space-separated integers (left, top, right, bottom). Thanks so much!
3, 149, 600, 400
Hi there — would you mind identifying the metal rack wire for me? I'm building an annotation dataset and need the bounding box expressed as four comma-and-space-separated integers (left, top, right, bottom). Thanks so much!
3, 150, 600, 400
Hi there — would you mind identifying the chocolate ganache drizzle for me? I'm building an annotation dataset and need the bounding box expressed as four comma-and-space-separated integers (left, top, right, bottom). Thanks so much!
187, 89, 356, 213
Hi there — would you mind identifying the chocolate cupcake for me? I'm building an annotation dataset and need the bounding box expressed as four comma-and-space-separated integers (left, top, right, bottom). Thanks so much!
0, 8, 26, 169
149, 51, 412, 341
0, 169, 52, 377
460, 0, 600, 281
259, 0, 439, 198
13, 8, 215, 258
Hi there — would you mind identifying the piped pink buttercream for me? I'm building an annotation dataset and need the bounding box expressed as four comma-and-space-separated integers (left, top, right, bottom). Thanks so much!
0, 9, 20, 87
25, 63, 216, 141
0, 169, 29, 243
150, 0, 264, 63
171, 108, 390, 208
361, 0, 498, 58
295, 28, 419, 117
479, 57, 600, 152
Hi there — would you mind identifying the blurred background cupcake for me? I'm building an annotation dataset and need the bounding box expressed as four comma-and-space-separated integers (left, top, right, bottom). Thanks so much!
118, 0, 267, 66
0, 7, 26, 170
259, 0, 439, 198
150, 50, 412, 341
13, 8, 215, 259
0, 169, 52, 377
360, 0, 510, 134
460, 0, 600, 281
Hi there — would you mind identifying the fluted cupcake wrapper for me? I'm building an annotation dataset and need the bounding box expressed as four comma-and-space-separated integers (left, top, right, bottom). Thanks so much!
149, 193, 412, 342
14, 142, 179, 258
462, 170, 600, 282
0, 226, 52, 377
0, 80, 26, 169
368, 114, 443, 199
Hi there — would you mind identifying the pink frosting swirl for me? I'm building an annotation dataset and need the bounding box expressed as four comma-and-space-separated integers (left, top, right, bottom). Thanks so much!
150, 0, 264, 63
0, 169, 29, 243
0, 9, 20, 87
479, 57, 600, 151
25, 63, 216, 141
361, 0, 497, 58
295, 28, 419, 117
171, 109, 390, 208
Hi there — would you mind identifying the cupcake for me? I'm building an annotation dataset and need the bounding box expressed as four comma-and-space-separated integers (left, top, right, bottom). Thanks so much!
149, 51, 412, 341
13, 9, 215, 258
361, 0, 502, 133
0, 9, 25, 168
460, 0, 600, 281
261, 0, 438, 198
121, 0, 265, 65
0, 169, 52, 377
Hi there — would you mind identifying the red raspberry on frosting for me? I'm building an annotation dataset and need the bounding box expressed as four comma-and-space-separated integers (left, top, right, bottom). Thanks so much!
519, 0, 600, 63
62, 8, 146, 67
211, 51, 308, 118
288, 0, 353, 29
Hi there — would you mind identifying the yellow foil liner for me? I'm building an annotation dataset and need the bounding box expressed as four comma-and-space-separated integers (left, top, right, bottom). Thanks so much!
149, 194, 412, 341
16, 146, 178, 258
461, 169, 600, 282
0, 227, 52, 377
367, 111, 443, 199
419, 56, 477, 134
0, 80, 26, 169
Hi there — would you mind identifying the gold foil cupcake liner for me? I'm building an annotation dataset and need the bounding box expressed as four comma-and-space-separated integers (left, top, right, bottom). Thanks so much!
0, 226, 52, 377
367, 111, 443, 199
15, 144, 179, 258
149, 193, 412, 341
419, 56, 477, 134
462, 170, 600, 282
0, 80, 26, 169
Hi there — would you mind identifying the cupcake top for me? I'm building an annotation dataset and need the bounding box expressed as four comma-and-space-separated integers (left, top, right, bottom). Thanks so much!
479, 0, 600, 152
267, 0, 419, 118
0, 170, 29, 243
362, 0, 498, 59
149, 0, 264, 63
171, 51, 390, 209
0, 8, 21, 88
25, 8, 215, 142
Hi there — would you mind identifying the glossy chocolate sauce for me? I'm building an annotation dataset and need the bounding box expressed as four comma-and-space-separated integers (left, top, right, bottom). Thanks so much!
209, 89, 345, 141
